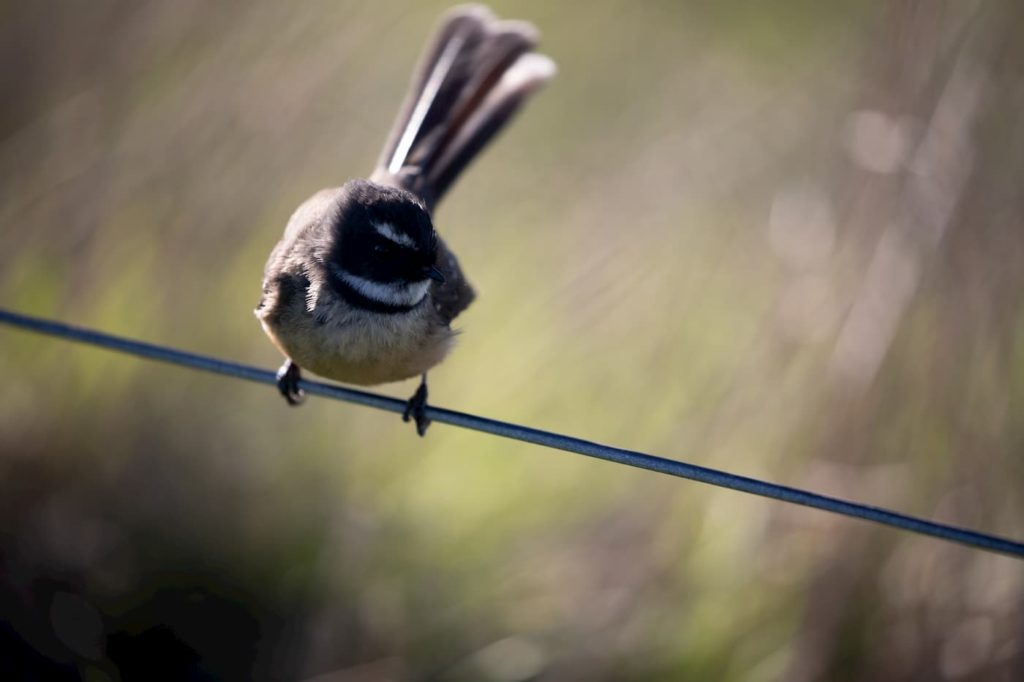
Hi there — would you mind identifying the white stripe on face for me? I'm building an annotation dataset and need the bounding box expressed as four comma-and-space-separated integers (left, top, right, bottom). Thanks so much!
372, 221, 417, 249
337, 269, 430, 307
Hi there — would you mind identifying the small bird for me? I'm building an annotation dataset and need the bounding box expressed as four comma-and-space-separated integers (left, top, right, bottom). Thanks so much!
256, 5, 555, 435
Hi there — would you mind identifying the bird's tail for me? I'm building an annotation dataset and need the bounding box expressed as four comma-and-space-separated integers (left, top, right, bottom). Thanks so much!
371, 5, 555, 210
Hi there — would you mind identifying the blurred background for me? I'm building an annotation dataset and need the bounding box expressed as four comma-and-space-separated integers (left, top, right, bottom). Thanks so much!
2, 0, 1023, 680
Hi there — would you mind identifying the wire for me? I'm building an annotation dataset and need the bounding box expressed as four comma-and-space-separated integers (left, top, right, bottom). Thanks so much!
2, 306, 1022, 560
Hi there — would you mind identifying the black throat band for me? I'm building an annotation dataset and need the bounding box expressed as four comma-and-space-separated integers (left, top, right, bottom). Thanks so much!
329, 275, 424, 315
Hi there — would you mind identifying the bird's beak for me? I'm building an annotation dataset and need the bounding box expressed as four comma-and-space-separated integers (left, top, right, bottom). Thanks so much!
424, 265, 446, 283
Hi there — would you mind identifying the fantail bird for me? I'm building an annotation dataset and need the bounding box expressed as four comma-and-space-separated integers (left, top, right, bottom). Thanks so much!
255, 5, 555, 435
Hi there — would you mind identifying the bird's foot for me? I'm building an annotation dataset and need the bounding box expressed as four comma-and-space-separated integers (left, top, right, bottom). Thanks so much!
402, 376, 431, 436
276, 360, 304, 406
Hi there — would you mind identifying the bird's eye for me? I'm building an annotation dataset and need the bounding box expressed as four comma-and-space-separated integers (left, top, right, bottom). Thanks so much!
373, 243, 394, 256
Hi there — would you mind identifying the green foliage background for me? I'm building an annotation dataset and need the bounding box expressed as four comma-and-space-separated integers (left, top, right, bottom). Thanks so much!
1, 1, 1022, 680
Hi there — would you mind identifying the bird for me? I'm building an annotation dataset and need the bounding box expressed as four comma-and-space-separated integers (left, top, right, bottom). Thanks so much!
255, 5, 555, 435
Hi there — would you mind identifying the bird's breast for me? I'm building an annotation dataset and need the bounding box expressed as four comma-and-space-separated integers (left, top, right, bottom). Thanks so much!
259, 297, 455, 386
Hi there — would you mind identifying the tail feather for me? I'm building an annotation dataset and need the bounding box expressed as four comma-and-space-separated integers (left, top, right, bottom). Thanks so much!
413, 23, 535, 166
428, 53, 555, 201
374, 6, 490, 175
372, 5, 554, 209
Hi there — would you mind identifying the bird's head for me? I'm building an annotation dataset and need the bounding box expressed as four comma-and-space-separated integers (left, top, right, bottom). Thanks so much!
327, 180, 444, 313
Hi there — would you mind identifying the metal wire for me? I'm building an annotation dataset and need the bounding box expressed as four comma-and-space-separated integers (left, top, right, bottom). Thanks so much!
2, 306, 1023, 560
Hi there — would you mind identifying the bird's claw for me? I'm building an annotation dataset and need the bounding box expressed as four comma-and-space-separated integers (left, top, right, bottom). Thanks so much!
276, 360, 304, 406
402, 378, 431, 436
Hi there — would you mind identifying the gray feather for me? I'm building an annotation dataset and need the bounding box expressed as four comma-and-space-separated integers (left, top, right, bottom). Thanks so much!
372, 5, 555, 210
